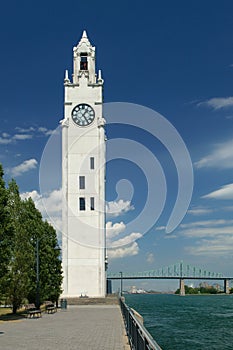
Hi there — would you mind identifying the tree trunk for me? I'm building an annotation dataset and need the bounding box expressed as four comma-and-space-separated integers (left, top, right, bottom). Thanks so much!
12, 303, 17, 314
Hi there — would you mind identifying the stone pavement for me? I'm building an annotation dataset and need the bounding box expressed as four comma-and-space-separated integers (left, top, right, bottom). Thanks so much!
0, 305, 130, 350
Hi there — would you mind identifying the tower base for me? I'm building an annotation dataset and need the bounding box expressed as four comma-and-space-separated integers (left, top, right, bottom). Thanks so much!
59, 295, 118, 306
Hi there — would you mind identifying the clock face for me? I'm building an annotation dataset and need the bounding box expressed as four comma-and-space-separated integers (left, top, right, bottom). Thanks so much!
71, 104, 95, 126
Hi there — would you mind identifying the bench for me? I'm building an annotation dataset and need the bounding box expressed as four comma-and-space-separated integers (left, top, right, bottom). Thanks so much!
44, 301, 57, 314
25, 304, 42, 318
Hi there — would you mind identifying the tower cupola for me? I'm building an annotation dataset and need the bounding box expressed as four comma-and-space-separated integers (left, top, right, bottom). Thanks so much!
72, 30, 97, 84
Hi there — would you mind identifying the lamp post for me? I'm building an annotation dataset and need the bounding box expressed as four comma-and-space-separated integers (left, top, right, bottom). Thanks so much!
36, 238, 40, 309
120, 271, 123, 297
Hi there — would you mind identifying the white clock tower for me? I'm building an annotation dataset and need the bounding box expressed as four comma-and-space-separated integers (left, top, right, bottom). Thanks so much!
61, 31, 106, 298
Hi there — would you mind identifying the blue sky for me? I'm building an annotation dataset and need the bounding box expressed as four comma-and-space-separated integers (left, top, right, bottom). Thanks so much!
1, 0, 233, 291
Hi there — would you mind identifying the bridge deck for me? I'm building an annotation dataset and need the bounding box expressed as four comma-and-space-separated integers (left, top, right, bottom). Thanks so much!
109, 276, 233, 280
0, 305, 130, 350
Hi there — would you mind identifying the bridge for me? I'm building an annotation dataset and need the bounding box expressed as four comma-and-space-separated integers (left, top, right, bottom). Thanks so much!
107, 261, 233, 296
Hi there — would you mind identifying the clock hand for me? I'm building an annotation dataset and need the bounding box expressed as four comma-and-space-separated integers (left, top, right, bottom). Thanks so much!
81, 109, 89, 123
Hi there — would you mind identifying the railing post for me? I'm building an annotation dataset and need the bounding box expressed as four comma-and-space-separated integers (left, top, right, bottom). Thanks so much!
119, 296, 162, 350
120, 271, 123, 296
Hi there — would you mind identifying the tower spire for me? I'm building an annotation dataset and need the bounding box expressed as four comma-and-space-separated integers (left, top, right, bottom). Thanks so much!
64, 69, 70, 84
82, 30, 87, 39
73, 30, 96, 84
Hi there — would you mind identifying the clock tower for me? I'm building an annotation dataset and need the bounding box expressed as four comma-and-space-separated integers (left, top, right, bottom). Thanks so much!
61, 31, 106, 298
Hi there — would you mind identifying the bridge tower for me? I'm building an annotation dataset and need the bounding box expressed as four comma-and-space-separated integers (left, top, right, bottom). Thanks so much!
224, 279, 230, 294
179, 279, 185, 296
61, 31, 106, 298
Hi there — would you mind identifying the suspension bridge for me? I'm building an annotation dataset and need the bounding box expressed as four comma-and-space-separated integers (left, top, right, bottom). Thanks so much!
107, 261, 233, 295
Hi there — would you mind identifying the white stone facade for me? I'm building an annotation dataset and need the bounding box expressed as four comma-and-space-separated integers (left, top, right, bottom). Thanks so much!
61, 31, 106, 298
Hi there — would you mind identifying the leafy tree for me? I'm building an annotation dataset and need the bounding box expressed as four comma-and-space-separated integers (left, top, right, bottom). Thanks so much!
199, 286, 217, 294
0, 164, 11, 299
24, 198, 62, 305
19, 197, 45, 305
38, 221, 62, 304
175, 284, 218, 294
0, 164, 63, 312
4, 180, 34, 313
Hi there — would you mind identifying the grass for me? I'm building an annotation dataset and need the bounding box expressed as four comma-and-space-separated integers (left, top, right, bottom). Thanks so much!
0, 302, 50, 321
0, 307, 27, 321
0, 307, 12, 316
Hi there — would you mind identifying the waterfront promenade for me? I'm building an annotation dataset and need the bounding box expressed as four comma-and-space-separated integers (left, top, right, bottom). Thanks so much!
0, 305, 130, 350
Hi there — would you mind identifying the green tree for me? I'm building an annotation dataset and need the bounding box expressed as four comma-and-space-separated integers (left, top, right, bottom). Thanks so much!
0, 164, 63, 312
23, 198, 62, 305
38, 221, 62, 304
0, 164, 11, 299
19, 197, 45, 305
4, 180, 34, 313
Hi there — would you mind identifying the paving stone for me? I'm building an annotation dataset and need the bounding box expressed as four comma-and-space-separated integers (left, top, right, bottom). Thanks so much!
0, 305, 130, 350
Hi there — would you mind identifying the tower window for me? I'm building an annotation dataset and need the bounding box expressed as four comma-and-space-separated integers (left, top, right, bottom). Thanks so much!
80, 53, 88, 70
79, 197, 85, 211
90, 157, 95, 169
90, 197, 95, 211
79, 176, 85, 189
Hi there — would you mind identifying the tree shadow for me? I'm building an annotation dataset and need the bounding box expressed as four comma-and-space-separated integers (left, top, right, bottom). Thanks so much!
0, 311, 26, 322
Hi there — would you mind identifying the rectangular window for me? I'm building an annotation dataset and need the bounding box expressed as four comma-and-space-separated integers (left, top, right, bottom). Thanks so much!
79, 176, 85, 189
90, 197, 95, 211
90, 157, 95, 169
79, 197, 85, 211
80, 54, 88, 70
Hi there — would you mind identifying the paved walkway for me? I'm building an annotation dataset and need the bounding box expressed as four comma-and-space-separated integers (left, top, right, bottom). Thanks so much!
0, 305, 130, 350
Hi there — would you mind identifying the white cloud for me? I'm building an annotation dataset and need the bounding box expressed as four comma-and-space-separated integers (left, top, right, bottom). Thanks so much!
181, 226, 233, 238
195, 139, 233, 169
13, 134, 33, 140
106, 221, 126, 239
155, 226, 166, 231
15, 127, 35, 133
0, 137, 13, 144
38, 127, 54, 136
106, 199, 134, 217
107, 242, 140, 259
188, 207, 214, 215
180, 219, 233, 229
186, 235, 233, 256
198, 96, 233, 110
106, 219, 142, 259
179, 219, 233, 256
11, 159, 38, 177
42, 189, 62, 214
15, 126, 53, 136
21, 189, 41, 202
202, 183, 233, 200
222, 205, 233, 211
146, 252, 155, 264
110, 232, 142, 247
20, 188, 62, 232
0, 126, 54, 146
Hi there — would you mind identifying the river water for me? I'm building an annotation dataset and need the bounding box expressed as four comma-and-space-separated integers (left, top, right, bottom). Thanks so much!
125, 294, 233, 350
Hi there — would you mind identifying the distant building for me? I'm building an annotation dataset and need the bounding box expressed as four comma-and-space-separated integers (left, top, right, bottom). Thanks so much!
199, 281, 211, 289
213, 283, 222, 292
130, 286, 146, 294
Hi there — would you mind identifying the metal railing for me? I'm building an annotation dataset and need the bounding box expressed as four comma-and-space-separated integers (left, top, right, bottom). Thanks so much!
119, 297, 162, 350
